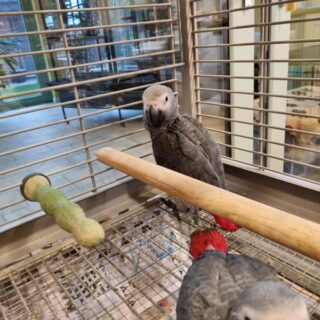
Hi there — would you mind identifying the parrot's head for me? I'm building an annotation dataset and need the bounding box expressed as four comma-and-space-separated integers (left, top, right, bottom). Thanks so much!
143, 84, 178, 129
228, 281, 309, 320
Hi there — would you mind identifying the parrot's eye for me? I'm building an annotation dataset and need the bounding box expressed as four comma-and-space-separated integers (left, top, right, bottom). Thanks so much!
165, 96, 168, 102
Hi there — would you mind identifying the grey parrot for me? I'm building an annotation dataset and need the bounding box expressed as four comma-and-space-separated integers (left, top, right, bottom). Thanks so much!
143, 84, 238, 231
176, 229, 309, 320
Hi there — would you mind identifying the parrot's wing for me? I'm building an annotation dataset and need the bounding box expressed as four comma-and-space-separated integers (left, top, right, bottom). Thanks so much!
150, 129, 180, 168
149, 120, 207, 176
226, 254, 278, 291
149, 114, 226, 188
176, 253, 240, 320
182, 114, 228, 189
150, 115, 239, 230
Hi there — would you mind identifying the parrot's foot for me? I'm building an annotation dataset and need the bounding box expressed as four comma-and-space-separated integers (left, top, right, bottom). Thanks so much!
160, 197, 181, 221
172, 209, 181, 222
190, 208, 199, 226
213, 215, 240, 232
189, 228, 227, 259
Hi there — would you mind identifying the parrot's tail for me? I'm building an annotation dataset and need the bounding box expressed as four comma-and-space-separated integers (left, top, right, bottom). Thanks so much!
189, 229, 227, 259
213, 214, 240, 232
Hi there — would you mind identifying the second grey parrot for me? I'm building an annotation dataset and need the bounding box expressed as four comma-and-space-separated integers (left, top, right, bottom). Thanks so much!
176, 229, 309, 320
143, 84, 238, 231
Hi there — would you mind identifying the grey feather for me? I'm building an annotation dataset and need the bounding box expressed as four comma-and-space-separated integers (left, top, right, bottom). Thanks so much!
176, 252, 308, 320
228, 280, 309, 320
181, 114, 228, 189
149, 114, 227, 189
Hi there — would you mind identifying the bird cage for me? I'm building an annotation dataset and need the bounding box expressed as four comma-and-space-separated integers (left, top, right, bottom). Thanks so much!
0, 0, 319, 319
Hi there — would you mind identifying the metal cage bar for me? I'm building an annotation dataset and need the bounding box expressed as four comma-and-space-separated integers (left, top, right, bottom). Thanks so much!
196, 87, 320, 102
193, 16, 320, 33
190, 0, 305, 18
0, 19, 174, 39
0, 79, 177, 120
194, 38, 320, 48
197, 100, 320, 119
0, 3, 172, 16
0, 35, 174, 60
0, 49, 178, 81
0, 64, 182, 100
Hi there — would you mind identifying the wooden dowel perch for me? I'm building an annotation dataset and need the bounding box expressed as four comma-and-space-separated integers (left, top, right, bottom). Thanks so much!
96, 147, 320, 261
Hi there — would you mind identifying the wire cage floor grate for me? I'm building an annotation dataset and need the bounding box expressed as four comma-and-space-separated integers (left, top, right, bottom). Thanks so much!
0, 198, 319, 320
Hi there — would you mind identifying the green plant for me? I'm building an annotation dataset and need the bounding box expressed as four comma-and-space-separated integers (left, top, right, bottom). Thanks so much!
0, 39, 18, 88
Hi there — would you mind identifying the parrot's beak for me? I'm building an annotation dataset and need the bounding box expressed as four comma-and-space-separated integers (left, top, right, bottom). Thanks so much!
148, 105, 165, 128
